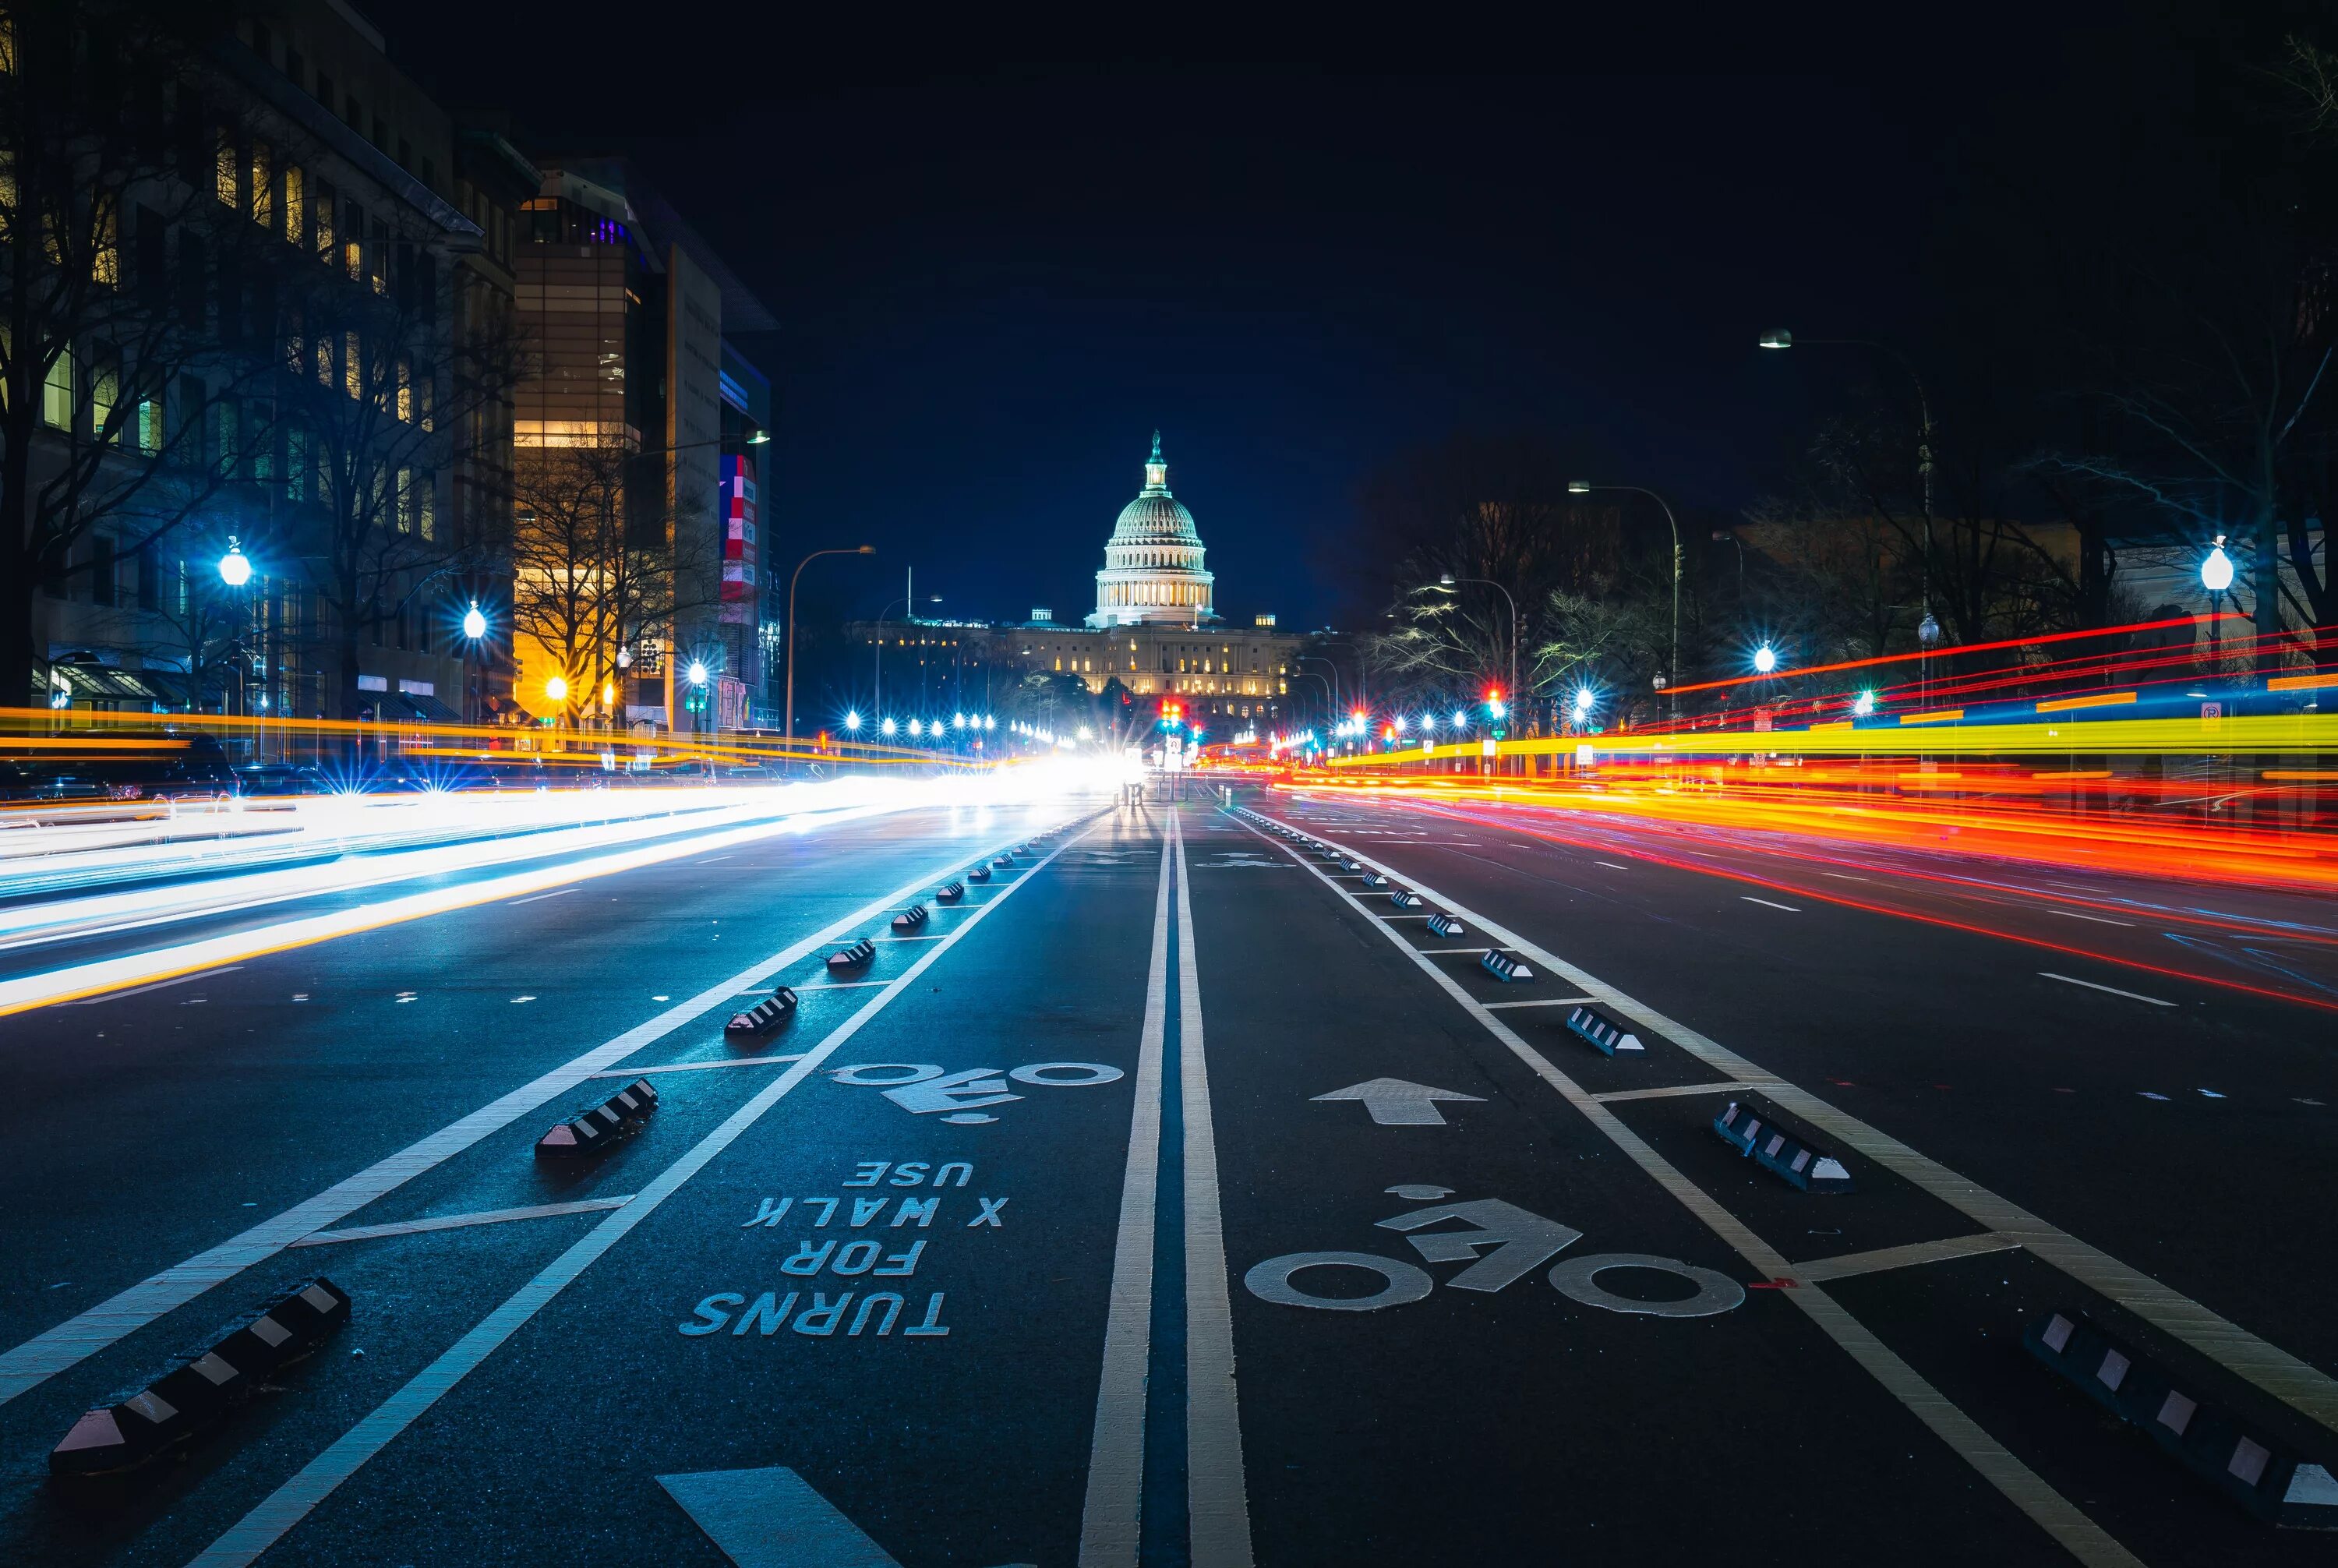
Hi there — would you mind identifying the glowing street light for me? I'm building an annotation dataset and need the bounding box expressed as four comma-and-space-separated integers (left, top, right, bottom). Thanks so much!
687, 660, 709, 687
1853, 690, 1877, 716
908, 719, 924, 738
545, 674, 569, 703
462, 601, 487, 641
1450, 709, 1467, 730
845, 710, 862, 733
983, 714, 995, 731
2202, 536, 2234, 592
217, 539, 253, 587
1753, 643, 1778, 674
1573, 687, 1595, 717
601, 680, 616, 707
952, 712, 966, 730
881, 716, 898, 737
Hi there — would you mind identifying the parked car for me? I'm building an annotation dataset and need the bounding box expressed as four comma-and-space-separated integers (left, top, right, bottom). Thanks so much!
0, 729, 238, 803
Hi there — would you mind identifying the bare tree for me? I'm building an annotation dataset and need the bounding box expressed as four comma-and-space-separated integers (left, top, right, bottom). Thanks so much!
0, 5, 291, 705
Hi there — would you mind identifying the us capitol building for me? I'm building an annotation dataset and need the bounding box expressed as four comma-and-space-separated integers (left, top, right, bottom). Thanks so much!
854, 434, 1315, 729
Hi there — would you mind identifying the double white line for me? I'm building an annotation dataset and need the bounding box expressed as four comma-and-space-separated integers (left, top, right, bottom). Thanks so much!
1080, 807, 1253, 1567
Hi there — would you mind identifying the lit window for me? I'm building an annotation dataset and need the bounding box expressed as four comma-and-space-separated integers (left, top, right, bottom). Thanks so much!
41, 348, 72, 429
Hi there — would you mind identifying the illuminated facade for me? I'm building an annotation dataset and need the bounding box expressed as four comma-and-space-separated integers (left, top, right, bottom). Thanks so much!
1089, 433, 1217, 627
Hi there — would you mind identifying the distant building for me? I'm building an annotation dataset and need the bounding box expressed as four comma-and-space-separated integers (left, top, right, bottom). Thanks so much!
849, 434, 1316, 731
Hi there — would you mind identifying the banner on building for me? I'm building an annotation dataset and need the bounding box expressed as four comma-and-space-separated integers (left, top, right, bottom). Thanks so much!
720, 454, 758, 602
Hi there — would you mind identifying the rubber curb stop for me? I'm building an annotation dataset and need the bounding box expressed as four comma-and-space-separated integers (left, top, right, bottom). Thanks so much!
1361, 871, 1389, 888
991, 853, 1016, 867
1480, 950, 1535, 983
536, 1078, 659, 1157
725, 988, 799, 1040
825, 937, 877, 969
935, 880, 966, 904
50, 1278, 351, 1495
1425, 911, 1466, 938
890, 902, 931, 933
1713, 1100, 1852, 1192
2025, 1308, 2338, 1527
968, 864, 992, 883
1390, 889, 1423, 909
1565, 1003, 1645, 1057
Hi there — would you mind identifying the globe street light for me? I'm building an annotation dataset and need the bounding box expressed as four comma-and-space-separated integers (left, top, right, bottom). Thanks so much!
217, 539, 253, 587
845, 710, 862, 733
1432, 572, 1518, 720
462, 601, 487, 641
1754, 643, 1778, 674
787, 545, 878, 754
881, 716, 897, 737
2202, 535, 2234, 667
1570, 479, 1683, 725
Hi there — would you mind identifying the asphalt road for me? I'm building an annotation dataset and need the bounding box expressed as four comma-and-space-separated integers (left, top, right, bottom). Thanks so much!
0, 780, 2330, 1566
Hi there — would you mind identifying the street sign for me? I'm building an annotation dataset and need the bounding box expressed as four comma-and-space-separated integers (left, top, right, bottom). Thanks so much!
1310, 1078, 1486, 1127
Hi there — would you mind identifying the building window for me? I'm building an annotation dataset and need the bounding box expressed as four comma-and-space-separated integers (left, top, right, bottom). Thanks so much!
42, 348, 72, 429
283, 164, 304, 245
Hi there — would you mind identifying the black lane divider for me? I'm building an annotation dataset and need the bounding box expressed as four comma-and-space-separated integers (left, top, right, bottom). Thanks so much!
1712, 1100, 1852, 1193
969, 864, 994, 883
825, 937, 877, 970
536, 1078, 659, 1157
890, 902, 931, 933
935, 880, 966, 904
50, 1278, 351, 1500
1425, 911, 1466, 938
1390, 889, 1422, 909
1565, 1003, 1645, 1057
724, 989, 799, 1040
2026, 1309, 2338, 1527
1479, 949, 1535, 983
992, 853, 1016, 868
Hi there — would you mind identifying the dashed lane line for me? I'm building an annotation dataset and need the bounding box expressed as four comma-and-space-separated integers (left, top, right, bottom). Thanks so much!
1239, 810, 2147, 1568
1481, 996, 1596, 1010
1255, 808, 2338, 1439
506, 888, 577, 906
0, 821, 1083, 1408
1742, 896, 1801, 913
2040, 973, 2177, 1007
60, 966, 242, 1004
187, 814, 1105, 1567
589, 1055, 805, 1079
1590, 1082, 1754, 1104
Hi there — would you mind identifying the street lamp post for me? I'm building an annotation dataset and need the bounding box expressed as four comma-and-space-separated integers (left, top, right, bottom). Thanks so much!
786, 545, 876, 756
1762, 328, 1937, 662
1433, 574, 1517, 768
873, 591, 941, 723
2202, 536, 2235, 673
1569, 481, 1682, 726
461, 601, 488, 728
1296, 654, 1341, 730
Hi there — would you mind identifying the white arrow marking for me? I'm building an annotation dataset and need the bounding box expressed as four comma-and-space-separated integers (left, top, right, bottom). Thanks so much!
1310, 1077, 1486, 1126
657, 1465, 1040, 1568
881, 1067, 1024, 1116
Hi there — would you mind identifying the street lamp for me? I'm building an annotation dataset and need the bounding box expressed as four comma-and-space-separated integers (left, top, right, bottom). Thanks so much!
546, 674, 569, 703
787, 546, 877, 754
462, 601, 486, 641
845, 709, 861, 734
1433, 573, 1518, 720
881, 716, 897, 738
217, 539, 252, 587
1754, 643, 1778, 674
1569, 480, 1683, 725
2202, 535, 2234, 669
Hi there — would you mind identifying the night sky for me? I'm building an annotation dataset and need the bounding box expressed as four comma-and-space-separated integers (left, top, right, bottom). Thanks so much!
386, 8, 2141, 632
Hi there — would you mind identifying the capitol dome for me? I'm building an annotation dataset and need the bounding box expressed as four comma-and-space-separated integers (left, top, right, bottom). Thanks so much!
1089, 432, 1218, 627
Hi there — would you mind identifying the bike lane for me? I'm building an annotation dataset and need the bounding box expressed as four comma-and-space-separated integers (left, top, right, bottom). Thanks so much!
164, 808, 1164, 1566
1179, 803, 2089, 1566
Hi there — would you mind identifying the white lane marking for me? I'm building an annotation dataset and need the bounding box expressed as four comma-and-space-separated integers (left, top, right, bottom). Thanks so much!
2047, 909, 2135, 927
1480, 996, 1596, 1010
1241, 814, 2143, 1567
2040, 973, 2176, 1007
1422, 946, 1514, 955
509, 996, 537, 1005
1792, 1232, 2022, 1284
875, 934, 947, 943
1174, 814, 1255, 1566
188, 815, 1100, 1568
1593, 860, 1630, 871
794, 980, 891, 991
0, 826, 1074, 1408
288, 1197, 634, 1248
1591, 1082, 1755, 1104
506, 888, 577, 906
1079, 823, 1173, 1568
1742, 896, 1800, 913
1263, 810, 2338, 1442
61, 966, 242, 1004
589, 1055, 804, 1079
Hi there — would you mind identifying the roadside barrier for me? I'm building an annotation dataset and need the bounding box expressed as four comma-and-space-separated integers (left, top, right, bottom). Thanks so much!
725, 989, 800, 1040
1713, 1100, 1852, 1192
890, 903, 931, 933
1341, 858, 1362, 871
1426, 912, 1467, 937
1391, 889, 1423, 908
1565, 1004, 1644, 1056
50, 1278, 351, 1491
1480, 950, 1535, 983
992, 853, 1015, 867
2025, 1308, 2338, 1527
969, 865, 992, 883
1361, 872, 1389, 888
826, 938, 877, 969
935, 881, 966, 903
536, 1078, 659, 1157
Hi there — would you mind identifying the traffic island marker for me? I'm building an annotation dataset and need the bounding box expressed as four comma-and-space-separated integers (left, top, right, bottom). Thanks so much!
535, 1078, 659, 1158
1565, 1004, 1645, 1056
825, 938, 877, 970
1480, 950, 1535, 983
935, 881, 966, 904
50, 1277, 351, 1497
1425, 911, 1467, 938
724, 988, 800, 1040
2025, 1308, 2338, 1527
1714, 1100, 1851, 1192
889, 903, 931, 933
